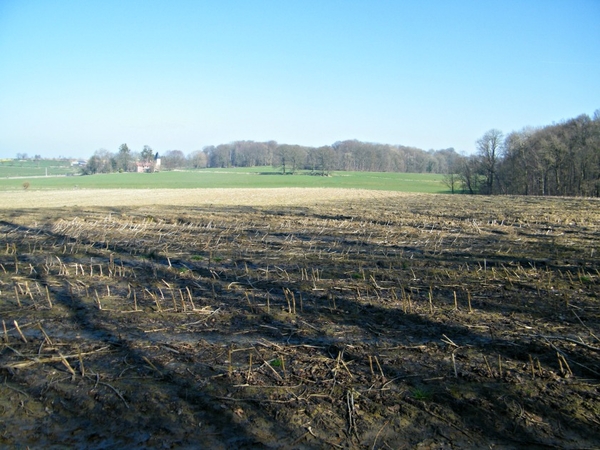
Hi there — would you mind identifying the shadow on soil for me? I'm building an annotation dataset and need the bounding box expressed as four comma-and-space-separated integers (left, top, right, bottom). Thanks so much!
1, 197, 599, 448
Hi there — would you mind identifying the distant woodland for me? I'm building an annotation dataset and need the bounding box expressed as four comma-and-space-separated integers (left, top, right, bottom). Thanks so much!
83, 110, 599, 196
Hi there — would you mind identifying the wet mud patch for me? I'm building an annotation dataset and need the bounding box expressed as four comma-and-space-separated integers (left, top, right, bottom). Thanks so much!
1, 193, 599, 448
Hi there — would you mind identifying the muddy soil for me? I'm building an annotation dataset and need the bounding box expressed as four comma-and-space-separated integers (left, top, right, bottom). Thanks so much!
1, 193, 599, 449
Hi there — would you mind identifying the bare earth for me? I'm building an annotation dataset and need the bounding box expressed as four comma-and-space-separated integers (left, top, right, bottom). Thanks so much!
1, 189, 599, 449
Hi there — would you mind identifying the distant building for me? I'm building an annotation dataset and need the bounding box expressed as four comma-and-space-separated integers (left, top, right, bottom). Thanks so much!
136, 153, 161, 173
136, 161, 153, 173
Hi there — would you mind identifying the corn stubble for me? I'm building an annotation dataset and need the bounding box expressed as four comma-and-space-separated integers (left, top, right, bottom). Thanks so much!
0, 192, 599, 449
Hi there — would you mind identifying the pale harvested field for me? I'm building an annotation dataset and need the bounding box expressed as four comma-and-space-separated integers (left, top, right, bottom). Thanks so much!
0, 187, 413, 209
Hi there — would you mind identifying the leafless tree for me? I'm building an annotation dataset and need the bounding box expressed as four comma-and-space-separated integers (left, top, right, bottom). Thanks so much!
476, 129, 503, 194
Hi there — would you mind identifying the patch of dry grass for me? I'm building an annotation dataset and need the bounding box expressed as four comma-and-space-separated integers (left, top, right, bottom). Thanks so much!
0, 187, 414, 209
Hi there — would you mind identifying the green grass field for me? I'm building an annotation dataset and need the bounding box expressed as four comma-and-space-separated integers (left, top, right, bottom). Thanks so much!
0, 159, 80, 178
0, 165, 448, 193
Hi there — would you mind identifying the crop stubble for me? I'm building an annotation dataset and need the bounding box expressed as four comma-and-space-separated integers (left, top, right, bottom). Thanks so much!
0, 189, 599, 449
0, 187, 409, 209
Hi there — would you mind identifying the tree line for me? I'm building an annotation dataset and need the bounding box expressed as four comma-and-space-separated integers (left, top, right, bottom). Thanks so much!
84, 141, 461, 176
451, 110, 600, 196
83, 109, 599, 197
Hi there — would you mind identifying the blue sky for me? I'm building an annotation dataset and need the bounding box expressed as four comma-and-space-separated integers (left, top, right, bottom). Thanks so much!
0, 0, 598, 159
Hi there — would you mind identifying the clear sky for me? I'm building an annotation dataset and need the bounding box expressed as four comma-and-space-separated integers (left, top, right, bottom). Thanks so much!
0, 0, 598, 159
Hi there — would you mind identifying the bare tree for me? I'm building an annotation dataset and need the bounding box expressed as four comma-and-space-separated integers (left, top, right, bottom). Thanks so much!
442, 154, 464, 194
188, 150, 207, 169
274, 144, 302, 174
313, 146, 335, 176
476, 129, 504, 194
162, 150, 186, 169
457, 155, 481, 194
